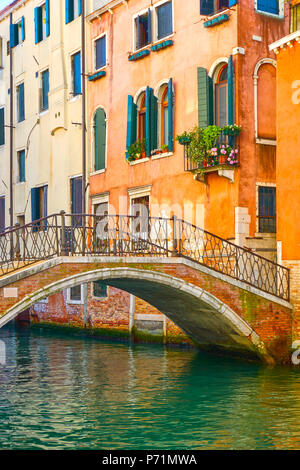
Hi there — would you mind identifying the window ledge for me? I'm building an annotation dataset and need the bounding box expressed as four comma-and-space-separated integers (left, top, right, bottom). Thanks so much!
88, 70, 107, 81
204, 12, 230, 28
90, 169, 106, 176
69, 94, 81, 103
39, 109, 49, 116
129, 157, 150, 165
16, 182, 26, 186
129, 49, 150, 62
256, 138, 276, 146
151, 151, 173, 160
151, 39, 174, 52
67, 300, 83, 305
255, 9, 283, 20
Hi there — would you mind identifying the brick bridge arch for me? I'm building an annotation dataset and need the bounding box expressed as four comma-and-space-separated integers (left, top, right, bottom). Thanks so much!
0, 257, 293, 364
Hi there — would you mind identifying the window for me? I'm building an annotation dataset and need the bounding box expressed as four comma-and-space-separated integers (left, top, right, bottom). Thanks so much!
71, 51, 81, 96
258, 186, 276, 233
215, 65, 228, 127
34, 1, 50, 44
126, 80, 174, 159
17, 83, 25, 123
0, 107, 5, 145
41, 69, 49, 111
31, 185, 48, 230
94, 108, 106, 172
95, 36, 106, 70
17, 149, 25, 183
10, 17, 25, 48
131, 195, 150, 238
66, 0, 82, 24
156, 1, 173, 40
0, 197, 5, 233
138, 92, 146, 142
93, 281, 108, 299
94, 201, 109, 251
256, 0, 279, 16
71, 176, 82, 226
200, 0, 229, 16
161, 86, 169, 147
291, 3, 300, 33
68, 285, 83, 303
17, 215, 25, 227
135, 10, 152, 50
256, 61, 276, 141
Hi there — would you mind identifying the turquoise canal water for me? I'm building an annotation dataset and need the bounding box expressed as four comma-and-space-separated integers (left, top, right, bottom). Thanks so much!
0, 324, 300, 450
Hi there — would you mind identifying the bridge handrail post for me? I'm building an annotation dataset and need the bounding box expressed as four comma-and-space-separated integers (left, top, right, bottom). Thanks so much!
14, 223, 21, 261
54, 214, 60, 256
172, 215, 178, 256
60, 211, 68, 257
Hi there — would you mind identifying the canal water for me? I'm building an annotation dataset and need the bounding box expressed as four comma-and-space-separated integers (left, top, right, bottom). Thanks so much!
0, 324, 300, 450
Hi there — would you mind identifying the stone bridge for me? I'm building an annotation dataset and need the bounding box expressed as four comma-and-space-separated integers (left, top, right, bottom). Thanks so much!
0, 213, 293, 363
0, 256, 293, 364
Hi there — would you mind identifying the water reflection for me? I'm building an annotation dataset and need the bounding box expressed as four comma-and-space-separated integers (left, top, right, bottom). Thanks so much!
0, 325, 299, 450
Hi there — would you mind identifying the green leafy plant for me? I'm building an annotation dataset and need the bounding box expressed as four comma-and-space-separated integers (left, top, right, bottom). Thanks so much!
176, 131, 192, 145
176, 124, 241, 169
127, 139, 146, 162
222, 124, 242, 136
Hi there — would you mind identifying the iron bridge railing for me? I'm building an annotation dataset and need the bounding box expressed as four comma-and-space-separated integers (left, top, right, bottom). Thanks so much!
0, 212, 290, 301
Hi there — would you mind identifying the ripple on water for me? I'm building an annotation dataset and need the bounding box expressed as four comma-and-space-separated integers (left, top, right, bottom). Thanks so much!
0, 325, 300, 450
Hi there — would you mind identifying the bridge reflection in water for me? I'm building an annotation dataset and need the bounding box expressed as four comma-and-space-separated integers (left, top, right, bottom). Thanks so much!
0, 326, 300, 450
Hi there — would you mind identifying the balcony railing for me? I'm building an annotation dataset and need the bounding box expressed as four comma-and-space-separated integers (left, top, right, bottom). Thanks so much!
290, 4, 300, 33
184, 132, 240, 173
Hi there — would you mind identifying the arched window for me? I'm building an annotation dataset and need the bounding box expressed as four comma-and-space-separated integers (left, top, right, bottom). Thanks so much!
137, 93, 146, 141
215, 65, 228, 127
94, 108, 106, 172
161, 86, 169, 147
254, 59, 276, 141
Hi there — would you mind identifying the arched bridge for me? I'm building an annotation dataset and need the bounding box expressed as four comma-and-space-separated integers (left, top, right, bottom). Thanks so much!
0, 213, 293, 363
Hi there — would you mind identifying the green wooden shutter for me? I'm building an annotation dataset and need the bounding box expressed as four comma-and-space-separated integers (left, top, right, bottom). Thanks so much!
145, 86, 153, 157
198, 67, 213, 128
147, 8, 152, 43
168, 78, 174, 152
78, 0, 82, 16
34, 6, 43, 44
94, 108, 106, 171
10, 24, 19, 48
126, 95, 137, 158
228, 55, 234, 125
229, 0, 238, 6
151, 94, 158, 151
21, 17, 25, 42
46, 0, 50, 37
0, 108, 4, 146
31, 188, 40, 231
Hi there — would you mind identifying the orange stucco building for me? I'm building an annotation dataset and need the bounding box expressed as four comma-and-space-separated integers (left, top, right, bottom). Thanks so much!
87, 0, 287, 252
31, 0, 292, 344
270, 0, 300, 341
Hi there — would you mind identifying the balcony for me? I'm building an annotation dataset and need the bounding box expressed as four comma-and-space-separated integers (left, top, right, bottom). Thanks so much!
180, 127, 240, 182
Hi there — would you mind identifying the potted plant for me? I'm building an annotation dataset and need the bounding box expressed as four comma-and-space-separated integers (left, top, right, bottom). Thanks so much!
222, 124, 242, 136
127, 139, 146, 162
161, 144, 169, 153
176, 131, 192, 145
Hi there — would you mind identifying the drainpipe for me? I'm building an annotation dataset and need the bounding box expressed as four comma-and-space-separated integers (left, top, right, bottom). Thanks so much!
81, 0, 86, 215
9, 12, 13, 229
